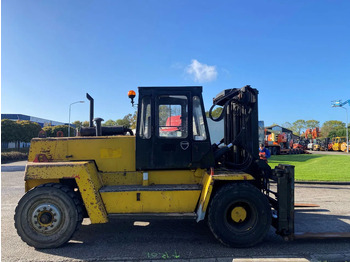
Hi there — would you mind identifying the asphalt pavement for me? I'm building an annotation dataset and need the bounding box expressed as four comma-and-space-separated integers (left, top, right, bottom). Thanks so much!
2, 161, 350, 262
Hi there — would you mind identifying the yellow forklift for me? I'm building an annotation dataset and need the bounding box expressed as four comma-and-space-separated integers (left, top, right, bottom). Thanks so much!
332, 137, 345, 151
13, 86, 318, 249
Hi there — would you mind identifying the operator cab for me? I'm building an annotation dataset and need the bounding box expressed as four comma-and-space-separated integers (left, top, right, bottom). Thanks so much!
135, 86, 214, 170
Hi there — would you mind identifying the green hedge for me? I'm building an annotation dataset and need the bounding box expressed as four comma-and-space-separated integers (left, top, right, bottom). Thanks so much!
1, 147, 30, 154
1, 151, 28, 163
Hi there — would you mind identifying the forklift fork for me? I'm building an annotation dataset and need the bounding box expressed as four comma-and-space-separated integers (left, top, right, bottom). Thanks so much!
269, 164, 350, 241
268, 164, 295, 240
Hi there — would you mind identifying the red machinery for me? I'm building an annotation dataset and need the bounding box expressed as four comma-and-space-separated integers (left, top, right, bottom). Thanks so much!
304, 128, 321, 140
264, 127, 303, 155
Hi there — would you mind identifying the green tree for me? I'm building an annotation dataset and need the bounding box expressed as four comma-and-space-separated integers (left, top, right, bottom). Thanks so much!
43, 125, 75, 137
305, 120, 320, 129
82, 121, 90, 127
1, 119, 42, 148
42, 126, 54, 137
116, 114, 133, 128
292, 119, 306, 135
103, 120, 117, 127
18, 121, 42, 142
321, 120, 345, 138
72, 121, 83, 129
130, 111, 137, 129
1, 119, 20, 143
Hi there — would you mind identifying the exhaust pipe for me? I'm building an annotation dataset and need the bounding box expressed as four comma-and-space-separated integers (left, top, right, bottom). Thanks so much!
93, 118, 104, 136
86, 93, 94, 127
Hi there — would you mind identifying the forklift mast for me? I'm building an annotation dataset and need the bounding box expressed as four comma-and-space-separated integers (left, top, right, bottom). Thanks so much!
209, 85, 263, 175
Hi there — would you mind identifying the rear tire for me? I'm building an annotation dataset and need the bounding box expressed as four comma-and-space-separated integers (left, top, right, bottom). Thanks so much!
207, 183, 271, 247
14, 183, 83, 249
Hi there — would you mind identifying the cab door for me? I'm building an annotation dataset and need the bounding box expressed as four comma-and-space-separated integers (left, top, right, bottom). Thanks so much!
136, 87, 214, 171
151, 93, 192, 169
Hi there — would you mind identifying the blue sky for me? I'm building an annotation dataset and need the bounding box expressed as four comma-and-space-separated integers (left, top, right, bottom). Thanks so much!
2, 0, 350, 127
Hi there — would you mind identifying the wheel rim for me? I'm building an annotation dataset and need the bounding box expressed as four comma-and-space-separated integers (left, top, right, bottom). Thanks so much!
225, 202, 257, 232
30, 203, 62, 234
230, 206, 247, 223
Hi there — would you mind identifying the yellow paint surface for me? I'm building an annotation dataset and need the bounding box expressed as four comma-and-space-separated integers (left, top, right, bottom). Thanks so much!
212, 173, 254, 181
100, 169, 204, 186
148, 169, 203, 184
28, 136, 135, 172
198, 171, 213, 213
196, 171, 255, 217
25, 161, 108, 224
101, 190, 201, 213
24, 136, 257, 222
100, 148, 122, 158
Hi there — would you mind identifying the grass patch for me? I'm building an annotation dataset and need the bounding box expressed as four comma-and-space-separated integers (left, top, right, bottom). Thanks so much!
268, 154, 350, 182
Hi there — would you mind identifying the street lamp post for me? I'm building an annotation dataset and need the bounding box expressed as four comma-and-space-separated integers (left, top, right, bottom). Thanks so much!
68, 101, 85, 137
341, 107, 349, 153
332, 100, 349, 153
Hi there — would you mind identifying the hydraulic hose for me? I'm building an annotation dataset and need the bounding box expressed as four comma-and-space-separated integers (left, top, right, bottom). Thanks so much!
209, 87, 255, 172
208, 88, 240, 122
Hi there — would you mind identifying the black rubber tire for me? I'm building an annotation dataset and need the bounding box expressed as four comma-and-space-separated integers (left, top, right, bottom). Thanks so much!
14, 183, 83, 249
207, 183, 271, 247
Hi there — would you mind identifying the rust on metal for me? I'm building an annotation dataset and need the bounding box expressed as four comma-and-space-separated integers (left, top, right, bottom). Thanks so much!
25, 161, 108, 223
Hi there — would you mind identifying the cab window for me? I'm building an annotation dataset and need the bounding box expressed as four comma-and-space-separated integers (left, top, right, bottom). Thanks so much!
158, 95, 188, 138
139, 96, 151, 139
192, 96, 207, 141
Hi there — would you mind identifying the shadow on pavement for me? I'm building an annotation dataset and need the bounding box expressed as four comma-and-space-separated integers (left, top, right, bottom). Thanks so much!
1, 165, 26, 172
35, 212, 350, 261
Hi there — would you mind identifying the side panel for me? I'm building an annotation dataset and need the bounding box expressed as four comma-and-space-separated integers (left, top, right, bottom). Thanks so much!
101, 190, 201, 213
28, 136, 136, 172
25, 161, 108, 224
100, 169, 205, 213
148, 169, 203, 184
100, 169, 203, 186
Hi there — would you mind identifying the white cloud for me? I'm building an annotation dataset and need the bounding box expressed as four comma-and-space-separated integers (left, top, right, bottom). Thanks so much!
185, 59, 218, 83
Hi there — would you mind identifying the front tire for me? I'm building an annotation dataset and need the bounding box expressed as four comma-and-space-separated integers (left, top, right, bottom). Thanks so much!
208, 183, 271, 247
14, 183, 83, 249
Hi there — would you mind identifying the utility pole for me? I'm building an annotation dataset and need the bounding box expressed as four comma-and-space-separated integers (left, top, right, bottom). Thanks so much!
332, 99, 350, 153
